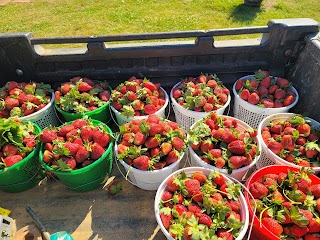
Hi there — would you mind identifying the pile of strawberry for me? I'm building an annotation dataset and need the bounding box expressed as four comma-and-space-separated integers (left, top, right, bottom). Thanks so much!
172, 74, 230, 112
0, 118, 38, 169
261, 115, 320, 168
0, 81, 53, 118
111, 76, 166, 117
39, 118, 112, 171
116, 114, 186, 171
54, 77, 111, 114
248, 168, 320, 239
158, 170, 245, 239
188, 112, 259, 171
235, 70, 297, 108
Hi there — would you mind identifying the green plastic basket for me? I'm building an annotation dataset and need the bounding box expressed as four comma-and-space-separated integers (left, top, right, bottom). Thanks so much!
55, 85, 112, 123
39, 120, 114, 192
0, 122, 45, 193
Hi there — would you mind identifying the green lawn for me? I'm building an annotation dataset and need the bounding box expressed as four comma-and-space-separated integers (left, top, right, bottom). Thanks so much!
0, 0, 319, 38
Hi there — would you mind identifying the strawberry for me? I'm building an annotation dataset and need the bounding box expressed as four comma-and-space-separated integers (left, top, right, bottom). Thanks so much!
22, 102, 36, 116
5, 97, 19, 110
144, 104, 157, 115
281, 134, 295, 152
133, 132, 147, 145
145, 136, 160, 149
316, 198, 320, 214
217, 229, 234, 240
166, 150, 180, 165
200, 139, 213, 152
283, 95, 295, 106
274, 99, 283, 108
173, 204, 187, 216
198, 213, 212, 227
40, 130, 58, 143
260, 76, 271, 88
58, 124, 75, 137
193, 172, 207, 183
235, 79, 243, 91
161, 142, 172, 155
184, 179, 200, 197
42, 150, 54, 163
260, 98, 274, 108
90, 143, 105, 160
143, 81, 157, 91
72, 119, 88, 128
228, 140, 245, 155
297, 123, 311, 137
167, 176, 180, 192
228, 156, 246, 169
61, 83, 71, 95
65, 158, 76, 169
93, 130, 110, 148
133, 155, 151, 170
291, 224, 308, 237
80, 126, 94, 141
274, 88, 286, 99
172, 137, 184, 151
239, 89, 250, 100
310, 184, 320, 198
267, 141, 283, 155
249, 181, 269, 199
107, 179, 122, 195
261, 217, 283, 237
64, 142, 80, 156
305, 234, 320, 240
78, 81, 93, 92
276, 77, 289, 87
308, 218, 320, 233
2, 144, 18, 157
3, 155, 23, 167
269, 85, 279, 94
7, 81, 19, 92
65, 129, 79, 141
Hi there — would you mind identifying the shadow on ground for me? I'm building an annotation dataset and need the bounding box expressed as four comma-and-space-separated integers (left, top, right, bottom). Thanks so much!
229, 3, 262, 23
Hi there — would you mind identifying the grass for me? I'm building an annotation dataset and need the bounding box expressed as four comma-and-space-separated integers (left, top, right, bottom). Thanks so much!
0, 0, 319, 38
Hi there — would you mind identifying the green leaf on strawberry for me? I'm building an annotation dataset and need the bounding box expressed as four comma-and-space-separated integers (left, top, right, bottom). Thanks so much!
51, 159, 73, 172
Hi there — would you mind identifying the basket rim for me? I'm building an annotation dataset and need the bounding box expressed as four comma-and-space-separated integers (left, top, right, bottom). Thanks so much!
257, 113, 320, 171
18, 92, 54, 121
170, 81, 231, 114
39, 119, 114, 175
0, 121, 41, 173
232, 75, 299, 111
110, 86, 169, 118
154, 166, 249, 240
187, 114, 262, 173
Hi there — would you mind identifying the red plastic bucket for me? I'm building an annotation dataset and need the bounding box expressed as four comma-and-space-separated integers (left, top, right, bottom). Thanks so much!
244, 165, 320, 240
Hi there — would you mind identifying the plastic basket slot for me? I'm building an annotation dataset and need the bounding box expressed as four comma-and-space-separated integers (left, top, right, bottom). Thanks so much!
236, 105, 268, 128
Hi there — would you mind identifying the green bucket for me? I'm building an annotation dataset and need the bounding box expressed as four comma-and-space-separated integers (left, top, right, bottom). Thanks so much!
0, 123, 45, 193
55, 85, 112, 123
39, 120, 114, 192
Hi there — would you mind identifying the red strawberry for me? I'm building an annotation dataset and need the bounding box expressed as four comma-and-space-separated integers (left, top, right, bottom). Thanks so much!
193, 172, 207, 183
217, 229, 234, 240
249, 181, 269, 199
93, 130, 110, 148
61, 83, 71, 95
80, 126, 94, 141
184, 179, 200, 197
107, 179, 122, 194
276, 77, 289, 87
99, 90, 110, 101
133, 132, 147, 145
192, 190, 203, 202
310, 184, 320, 198
283, 95, 295, 106
166, 150, 180, 165
297, 123, 311, 137
316, 198, 320, 213
58, 124, 75, 137
72, 119, 88, 129
274, 99, 283, 108
198, 213, 212, 227
161, 191, 173, 201
42, 150, 54, 163
247, 92, 259, 105
143, 81, 157, 91
291, 224, 308, 237
160, 209, 173, 230
281, 135, 295, 152
261, 217, 283, 237
267, 141, 283, 155
172, 137, 184, 151
5, 97, 19, 110
74, 146, 89, 163
173, 204, 187, 216
40, 130, 58, 143
260, 76, 271, 88
78, 81, 93, 92
64, 158, 76, 169
23, 137, 37, 149
172, 88, 182, 99
145, 136, 160, 149
64, 142, 80, 156
90, 143, 105, 160
235, 79, 243, 91
228, 140, 245, 155
144, 104, 157, 115
309, 218, 320, 233
132, 155, 150, 170
3, 155, 23, 167
228, 156, 246, 169
167, 176, 180, 192
7, 81, 19, 92
258, 86, 269, 96
305, 234, 320, 240
239, 89, 250, 100
200, 139, 213, 152
269, 85, 279, 94
2, 144, 18, 157
65, 129, 79, 141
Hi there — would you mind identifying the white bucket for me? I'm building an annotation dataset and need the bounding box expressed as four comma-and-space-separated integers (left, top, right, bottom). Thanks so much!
110, 87, 169, 126
233, 75, 299, 128
154, 167, 249, 240
188, 115, 261, 181
0, 215, 13, 240
170, 81, 231, 132
18, 92, 60, 129
257, 113, 320, 173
